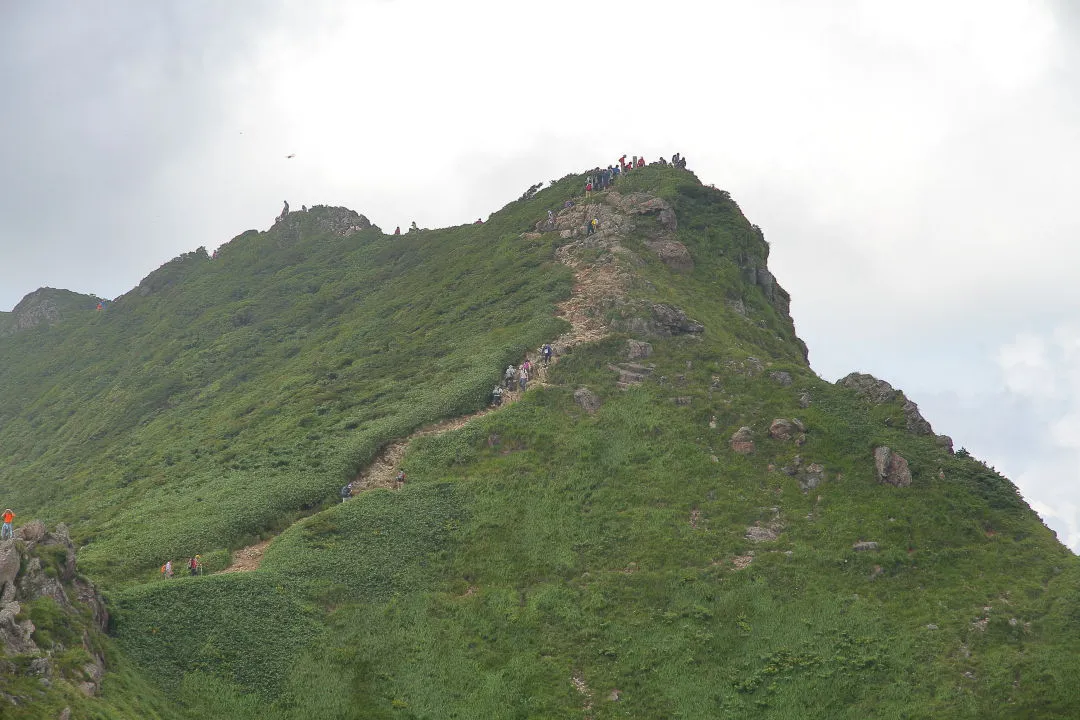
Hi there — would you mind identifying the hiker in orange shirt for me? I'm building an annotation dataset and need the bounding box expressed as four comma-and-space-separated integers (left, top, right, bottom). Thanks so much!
1, 509, 13, 540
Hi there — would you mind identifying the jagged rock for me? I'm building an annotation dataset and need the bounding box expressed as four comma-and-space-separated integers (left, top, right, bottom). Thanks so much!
768, 371, 793, 386
0, 543, 18, 589
726, 299, 747, 317
625, 340, 653, 359
0, 600, 36, 654
650, 304, 704, 336
853, 541, 879, 552
937, 435, 954, 454
291, 205, 372, 237
17, 519, 46, 543
731, 427, 755, 455
574, 388, 602, 414
874, 446, 912, 487
798, 391, 812, 408
902, 399, 933, 435
839, 373, 899, 404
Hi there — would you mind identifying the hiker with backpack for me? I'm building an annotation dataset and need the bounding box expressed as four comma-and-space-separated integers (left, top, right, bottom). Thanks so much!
492, 385, 504, 406
542, 344, 553, 365
188, 555, 202, 576
1, 509, 13, 540
341, 482, 353, 502
518, 365, 529, 391
161, 560, 173, 579
504, 364, 517, 390
395, 470, 406, 485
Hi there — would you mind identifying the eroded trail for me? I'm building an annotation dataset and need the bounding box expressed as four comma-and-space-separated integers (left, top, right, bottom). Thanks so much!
218, 200, 631, 573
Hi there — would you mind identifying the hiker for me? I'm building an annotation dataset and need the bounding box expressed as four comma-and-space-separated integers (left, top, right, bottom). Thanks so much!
619, 154, 627, 170
505, 364, 517, 390
636, 157, 645, 168
585, 181, 593, 199
395, 470, 406, 485
161, 560, 173, 579
341, 482, 354, 502
96, 302, 103, 311
1, 509, 13, 540
277, 200, 289, 221
393, 226, 401, 235
522, 358, 532, 377
591, 218, 599, 234
585, 218, 594, 236
475, 218, 483, 224
188, 556, 201, 576
542, 344, 553, 365
518, 365, 529, 391
492, 385, 504, 406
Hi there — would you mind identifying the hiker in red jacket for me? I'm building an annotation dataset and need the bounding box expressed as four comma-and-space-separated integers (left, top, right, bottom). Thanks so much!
1, 509, 13, 540
393, 226, 401, 235
636, 156, 645, 168
585, 181, 593, 199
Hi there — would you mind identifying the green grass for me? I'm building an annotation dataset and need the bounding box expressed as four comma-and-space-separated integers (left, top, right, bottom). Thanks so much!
3, 165, 1079, 718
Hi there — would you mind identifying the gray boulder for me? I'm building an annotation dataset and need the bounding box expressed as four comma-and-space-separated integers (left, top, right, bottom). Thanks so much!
874, 446, 912, 487
574, 388, 602, 414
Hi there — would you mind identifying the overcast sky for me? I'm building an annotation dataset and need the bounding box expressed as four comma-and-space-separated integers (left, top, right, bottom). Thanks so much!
2, 0, 1078, 548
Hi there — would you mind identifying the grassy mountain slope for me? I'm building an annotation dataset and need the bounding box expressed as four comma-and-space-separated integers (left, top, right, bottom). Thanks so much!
2, 165, 1079, 719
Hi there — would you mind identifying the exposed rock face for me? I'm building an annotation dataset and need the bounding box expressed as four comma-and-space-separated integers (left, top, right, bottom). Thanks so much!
853, 541, 879, 552
839, 373, 899, 404
902, 399, 933, 436
1, 288, 101, 335
574, 387, 602, 414
0, 524, 109, 699
625, 340, 653, 360
874, 446, 912, 487
840, 372, 937, 437
731, 427, 755, 455
649, 304, 704, 336
937, 435, 955, 454
304, 205, 373, 236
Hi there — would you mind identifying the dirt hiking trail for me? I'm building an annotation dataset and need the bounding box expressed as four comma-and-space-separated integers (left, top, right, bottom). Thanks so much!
218, 198, 631, 573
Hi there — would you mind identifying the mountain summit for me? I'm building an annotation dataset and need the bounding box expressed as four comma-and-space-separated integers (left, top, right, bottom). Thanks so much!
1, 163, 1078, 719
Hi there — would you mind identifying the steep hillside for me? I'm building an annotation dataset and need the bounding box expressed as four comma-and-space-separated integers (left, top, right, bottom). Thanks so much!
2, 165, 1079, 719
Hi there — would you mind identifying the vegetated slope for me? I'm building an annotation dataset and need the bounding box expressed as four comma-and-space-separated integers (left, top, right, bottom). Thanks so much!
4, 165, 1080, 719
0, 198, 575, 583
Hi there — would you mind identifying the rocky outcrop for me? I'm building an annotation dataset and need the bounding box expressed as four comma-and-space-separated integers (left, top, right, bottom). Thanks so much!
0, 523, 109, 699
874, 446, 912, 487
768, 418, 805, 441
839, 373, 899, 404
642, 238, 694, 272
625, 340, 653, 360
731, 427, 755, 455
853, 541, 879, 552
839, 372, 937, 437
768, 371, 793, 386
609, 363, 653, 390
649, 304, 704, 336
574, 387, 602, 414
780, 455, 826, 491
303, 205, 373, 236
1, 288, 101, 335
